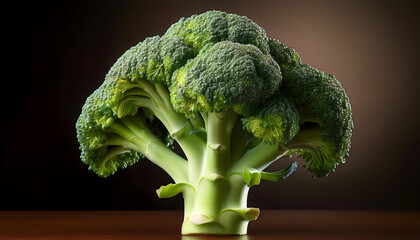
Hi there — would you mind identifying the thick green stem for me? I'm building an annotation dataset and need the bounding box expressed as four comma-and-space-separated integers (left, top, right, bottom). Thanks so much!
179, 110, 258, 235
181, 174, 255, 235
188, 111, 237, 224
204, 110, 237, 175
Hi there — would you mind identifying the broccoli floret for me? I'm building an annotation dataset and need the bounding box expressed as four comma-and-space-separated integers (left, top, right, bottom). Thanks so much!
282, 64, 353, 176
76, 85, 143, 177
164, 10, 269, 55
76, 10, 353, 235
108, 36, 194, 84
242, 92, 300, 145
169, 41, 281, 117
268, 38, 302, 69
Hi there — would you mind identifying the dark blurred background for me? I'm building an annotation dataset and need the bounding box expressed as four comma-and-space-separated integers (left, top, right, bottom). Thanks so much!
1, 0, 419, 210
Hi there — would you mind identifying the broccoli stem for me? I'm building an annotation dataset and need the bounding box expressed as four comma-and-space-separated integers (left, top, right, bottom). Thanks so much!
159, 105, 205, 183
116, 81, 299, 234
120, 78, 207, 182
180, 110, 258, 235
232, 141, 288, 172
190, 111, 236, 219
181, 174, 253, 235
109, 119, 189, 182
204, 110, 237, 175
101, 146, 131, 163
143, 81, 207, 182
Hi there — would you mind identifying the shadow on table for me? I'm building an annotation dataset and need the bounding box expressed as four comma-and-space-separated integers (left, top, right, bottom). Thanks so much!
183, 235, 249, 240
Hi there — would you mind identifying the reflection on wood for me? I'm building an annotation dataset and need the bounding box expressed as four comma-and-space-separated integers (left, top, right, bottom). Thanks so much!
0, 210, 419, 239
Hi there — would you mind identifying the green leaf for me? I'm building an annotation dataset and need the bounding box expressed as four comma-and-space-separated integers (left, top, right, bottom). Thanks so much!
260, 161, 298, 182
156, 183, 195, 198
242, 168, 261, 187
221, 208, 260, 221
237, 161, 298, 187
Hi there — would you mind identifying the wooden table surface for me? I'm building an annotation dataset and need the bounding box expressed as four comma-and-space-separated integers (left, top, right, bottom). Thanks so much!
0, 210, 419, 239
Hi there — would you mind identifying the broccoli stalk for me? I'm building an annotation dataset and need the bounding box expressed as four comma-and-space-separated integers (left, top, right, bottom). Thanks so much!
76, 11, 353, 235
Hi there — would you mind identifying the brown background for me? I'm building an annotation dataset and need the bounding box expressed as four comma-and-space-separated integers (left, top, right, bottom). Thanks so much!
1, 0, 419, 210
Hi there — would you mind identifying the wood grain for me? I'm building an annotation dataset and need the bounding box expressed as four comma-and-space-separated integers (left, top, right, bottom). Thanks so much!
0, 211, 419, 239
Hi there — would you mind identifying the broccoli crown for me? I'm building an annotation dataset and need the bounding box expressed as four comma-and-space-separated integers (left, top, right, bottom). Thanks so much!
75, 85, 143, 177
76, 78, 173, 177
281, 64, 354, 176
170, 41, 281, 117
76, 10, 353, 178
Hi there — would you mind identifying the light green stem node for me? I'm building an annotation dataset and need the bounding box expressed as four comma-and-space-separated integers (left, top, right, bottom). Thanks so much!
156, 183, 195, 198
221, 208, 260, 221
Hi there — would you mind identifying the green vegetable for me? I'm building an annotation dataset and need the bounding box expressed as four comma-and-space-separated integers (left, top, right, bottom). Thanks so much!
76, 10, 353, 235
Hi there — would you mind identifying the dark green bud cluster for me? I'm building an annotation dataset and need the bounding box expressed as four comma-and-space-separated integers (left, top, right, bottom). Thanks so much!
76, 10, 353, 178
108, 36, 194, 84
170, 41, 281, 117
281, 65, 353, 176
242, 93, 300, 145
76, 85, 143, 177
268, 38, 302, 70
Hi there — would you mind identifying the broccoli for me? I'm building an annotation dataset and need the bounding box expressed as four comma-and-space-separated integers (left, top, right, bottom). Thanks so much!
76, 10, 353, 235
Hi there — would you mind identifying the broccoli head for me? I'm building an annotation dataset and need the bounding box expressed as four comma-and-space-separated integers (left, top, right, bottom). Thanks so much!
76, 10, 353, 235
